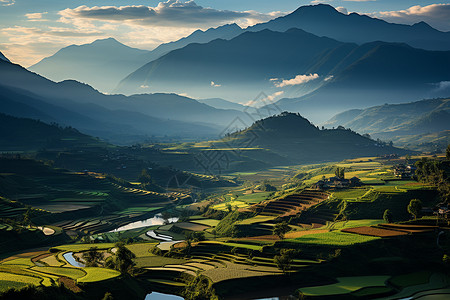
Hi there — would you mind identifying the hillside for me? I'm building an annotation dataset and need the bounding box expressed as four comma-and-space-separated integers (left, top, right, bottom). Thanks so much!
0, 113, 104, 151
197, 98, 247, 111
116, 28, 352, 98
273, 42, 450, 122
138, 23, 243, 69
117, 27, 450, 122
212, 112, 411, 164
249, 4, 450, 51
29, 24, 243, 93
0, 60, 221, 143
324, 98, 450, 151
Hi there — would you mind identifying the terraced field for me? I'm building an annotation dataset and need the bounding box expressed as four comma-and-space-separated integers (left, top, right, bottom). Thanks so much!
0, 249, 120, 292
143, 239, 322, 286
248, 190, 329, 218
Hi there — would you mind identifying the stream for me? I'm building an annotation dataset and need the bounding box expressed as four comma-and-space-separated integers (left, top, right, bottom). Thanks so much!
111, 214, 179, 232
63, 252, 85, 268
145, 292, 183, 299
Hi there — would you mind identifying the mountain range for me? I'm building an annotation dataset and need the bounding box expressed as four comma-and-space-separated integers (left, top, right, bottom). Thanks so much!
324, 98, 450, 151
117, 27, 450, 122
29, 24, 243, 93
29, 4, 450, 99
248, 4, 450, 51
0, 58, 248, 143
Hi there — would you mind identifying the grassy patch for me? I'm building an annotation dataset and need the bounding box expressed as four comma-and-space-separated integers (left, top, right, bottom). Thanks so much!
237, 215, 277, 225
77, 267, 120, 283
212, 201, 248, 211
189, 219, 220, 227
389, 271, 432, 288
0, 280, 29, 292
298, 276, 390, 296
31, 266, 86, 279
126, 243, 158, 257
327, 219, 383, 230
237, 192, 272, 204
289, 232, 380, 246
1, 258, 35, 267
135, 257, 186, 268
52, 243, 116, 252
0, 272, 42, 289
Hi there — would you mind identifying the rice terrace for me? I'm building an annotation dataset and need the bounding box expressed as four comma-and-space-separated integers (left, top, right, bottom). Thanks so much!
1, 1, 450, 299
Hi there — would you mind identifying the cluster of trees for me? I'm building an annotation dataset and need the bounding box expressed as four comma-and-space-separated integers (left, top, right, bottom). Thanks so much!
138, 169, 165, 193
273, 221, 291, 239
82, 243, 136, 274
415, 149, 450, 203
335, 167, 345, 179
274, 249, 297, 273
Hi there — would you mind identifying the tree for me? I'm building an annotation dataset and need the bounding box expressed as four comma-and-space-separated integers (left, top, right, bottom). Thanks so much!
226, 203, 233, 213
138, 169, 152, 183
22, 207, 32, 227
407, 199, 422, 219
405, 154, 411, 165
182, 273, 218, 300
106, 242, 136, 274
102, 292, 114, 300
82, 247, 103, 267
383, 209, 393, 223
273, 221, 291, 239
335, 167, 345, 179
274, 249, 296, 273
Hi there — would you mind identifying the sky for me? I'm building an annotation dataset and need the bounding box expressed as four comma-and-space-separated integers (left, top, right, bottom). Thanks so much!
1, 0, 450, 67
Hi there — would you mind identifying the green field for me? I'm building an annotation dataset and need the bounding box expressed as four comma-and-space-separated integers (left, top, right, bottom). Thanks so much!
289, 232, 380, 246
298, 276, 390, 296
31, 266, 86, 279
77, 267, 120, 283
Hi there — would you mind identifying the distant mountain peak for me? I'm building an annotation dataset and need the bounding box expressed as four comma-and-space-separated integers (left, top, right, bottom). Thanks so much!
412, 21, 434, 30
89, 37, 124, 46
292, 4, 340, 16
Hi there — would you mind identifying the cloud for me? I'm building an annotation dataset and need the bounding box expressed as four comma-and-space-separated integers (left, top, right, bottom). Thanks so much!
433, 81, 450, 91
266, 91, 284, 101
375, 4, 450, 32
275, 74, 320, 88
0, 26, 105, 66
58, 1, 279, 28
140, 85, 149, 89
244, 91, 284, 106
25, 13, 47, 21
324, 75, 334, 81
211, 81, 221, 87
336, 7, 348, 15
0, 0, 14, 6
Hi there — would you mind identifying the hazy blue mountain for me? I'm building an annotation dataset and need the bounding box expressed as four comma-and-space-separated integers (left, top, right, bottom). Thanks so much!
0, 112, 104, 151
215, 112, 410, 164
196, 98, 247, 111
139, 23, 243, 67
117, 27, 450, 122
29, 38, 150, 93
274, 42, 450, 122
0, 59, 220, 143
0, 51, 9, 63
324, 98, 450, 151
29, 24, 243, 93
116, 28, 351, 99
249, 4, 450, 51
